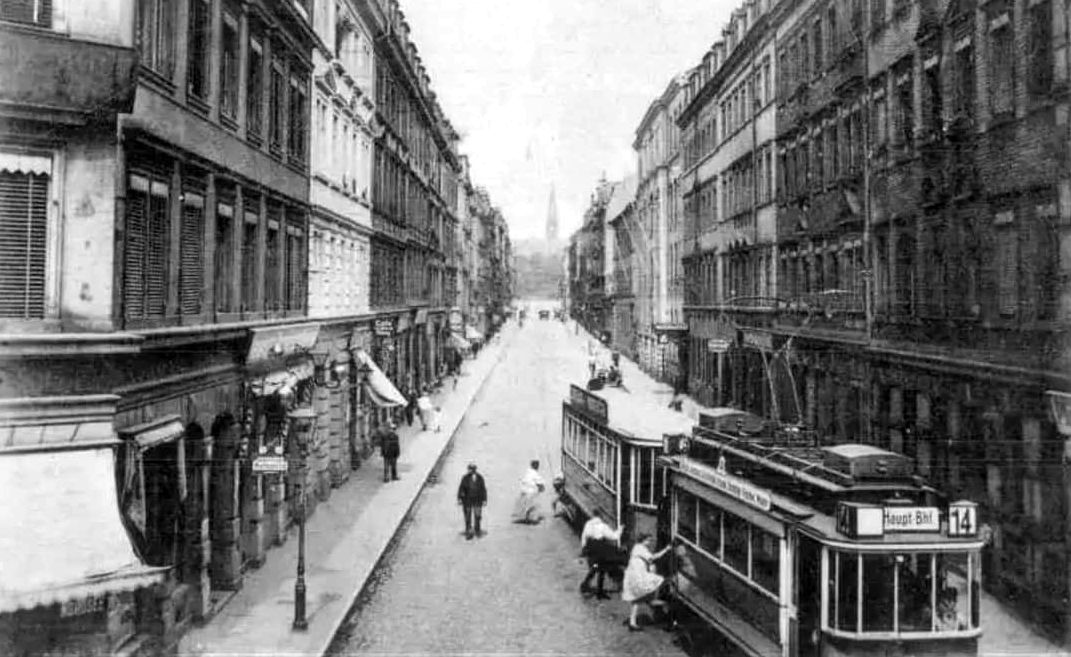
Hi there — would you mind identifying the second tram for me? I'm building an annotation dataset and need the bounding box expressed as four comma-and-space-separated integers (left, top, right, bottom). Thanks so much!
661, 409, 985, 657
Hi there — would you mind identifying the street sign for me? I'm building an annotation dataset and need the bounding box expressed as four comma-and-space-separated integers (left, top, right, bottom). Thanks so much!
252, 456, 288, 473
707, 338, 730, 353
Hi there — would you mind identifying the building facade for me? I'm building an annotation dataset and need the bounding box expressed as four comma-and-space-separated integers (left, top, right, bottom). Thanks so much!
607, 176, 638, 357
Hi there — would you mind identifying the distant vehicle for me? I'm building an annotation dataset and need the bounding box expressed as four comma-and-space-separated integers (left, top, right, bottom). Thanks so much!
538, 309, 550, 320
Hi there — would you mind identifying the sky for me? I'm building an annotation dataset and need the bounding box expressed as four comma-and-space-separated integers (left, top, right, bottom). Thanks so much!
400, 0, 737, 241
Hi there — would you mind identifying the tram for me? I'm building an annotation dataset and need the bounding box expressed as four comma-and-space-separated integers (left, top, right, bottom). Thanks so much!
661, 408, 985, 657
559, 383, 694, 540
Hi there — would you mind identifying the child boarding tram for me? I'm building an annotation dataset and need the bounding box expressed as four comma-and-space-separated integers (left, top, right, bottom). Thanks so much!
658, 408, 985, 657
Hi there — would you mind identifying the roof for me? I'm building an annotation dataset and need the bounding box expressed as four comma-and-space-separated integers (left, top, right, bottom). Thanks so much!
605, 175, 637, 221
585, 385, 696, 444
823, 444, 898, 459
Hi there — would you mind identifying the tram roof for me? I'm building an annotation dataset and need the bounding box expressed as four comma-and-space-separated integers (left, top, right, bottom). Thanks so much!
570, 384, 697, 444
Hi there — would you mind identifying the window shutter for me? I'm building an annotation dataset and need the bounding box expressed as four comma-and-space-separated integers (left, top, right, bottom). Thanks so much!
179, 194, 204, 315
997, 229, 1017, 316
124, 175, 149, 319
145, 181, 170, 318
0, 170, 48, 319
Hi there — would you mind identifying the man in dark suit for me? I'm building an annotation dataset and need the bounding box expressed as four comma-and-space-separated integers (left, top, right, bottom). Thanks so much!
457, 462, 487, 540
380, 421, 400, 482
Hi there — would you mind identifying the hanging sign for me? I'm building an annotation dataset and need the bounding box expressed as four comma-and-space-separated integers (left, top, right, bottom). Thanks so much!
374, 319, 395, 337
707, 338, 731, 353
252, 456, 288, 473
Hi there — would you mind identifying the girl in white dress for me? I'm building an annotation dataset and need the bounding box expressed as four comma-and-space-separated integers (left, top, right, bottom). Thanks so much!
622, 533, 672, 630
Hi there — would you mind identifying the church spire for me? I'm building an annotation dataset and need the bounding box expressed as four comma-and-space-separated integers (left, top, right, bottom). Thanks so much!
545, 184, 559, 245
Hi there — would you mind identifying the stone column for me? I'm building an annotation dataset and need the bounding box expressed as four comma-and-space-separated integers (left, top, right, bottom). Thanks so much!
314, 385, 331, 501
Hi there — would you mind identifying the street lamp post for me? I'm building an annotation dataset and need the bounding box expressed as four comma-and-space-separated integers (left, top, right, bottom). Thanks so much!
287, 407, 318, 632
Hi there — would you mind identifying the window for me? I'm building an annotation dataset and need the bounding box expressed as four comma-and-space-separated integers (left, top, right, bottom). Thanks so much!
752, 529, 780, 594
834, 550, 860, 631
124, 173, 170, 322
801, 34, 811, 81
697, 500, 721, 557
0, 159, 49, 319
179, 190, 204, 316
285, 214, 305, 311
676, 490, 698, 542
871, 0, 886, 28
922, 62, 942, 136
287, 70, 308, 164
269, 55, 286, 151
988, 20, 1014, 116
247, 35, 264, 137
215, 194, 235, 313
137, 0, 174, 77
0, 0, 51, 26
827, 5, 838, 60
1027, 1, 1053, 100
953, 42, 974, 117
813, 21, 824, 73
894, 67, 915, 145
995, 211, 1017, 315
220, 8, 240, 120
872, 88, 887, 145
723, 511, 750, 574
265, 205, 282, 311
187, 0, 210, 101
240, 206, 258, 312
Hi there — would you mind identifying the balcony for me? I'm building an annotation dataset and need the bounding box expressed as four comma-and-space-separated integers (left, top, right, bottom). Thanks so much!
0, 24, 137, 124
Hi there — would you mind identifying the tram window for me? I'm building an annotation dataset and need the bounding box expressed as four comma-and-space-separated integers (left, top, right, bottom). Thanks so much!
677, 490, 698, 542
897, 553, 934, 632
752, 528, 780, 594
697, 500, 721, 558
862, 555, 895, 632
584, 429, 594, 471
639, 448, 654, 505
934, 552, 972, 631
723, 512, 750, 575
835, 551, 859, 631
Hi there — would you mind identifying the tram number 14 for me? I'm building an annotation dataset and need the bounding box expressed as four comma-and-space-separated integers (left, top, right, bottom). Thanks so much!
948, 503, 978, 537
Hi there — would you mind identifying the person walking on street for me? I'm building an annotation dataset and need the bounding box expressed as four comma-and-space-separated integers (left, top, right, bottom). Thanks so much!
511, 459, 546, 524
457, 462, 488, 540
380, 421, 400, 482
580, 510, 625, 599
416, 389, 433, 431
404, 388, 417, 427
611, 350, 620, 368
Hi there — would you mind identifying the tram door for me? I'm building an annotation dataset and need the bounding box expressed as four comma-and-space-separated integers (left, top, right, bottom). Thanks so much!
796, 536, 822, 657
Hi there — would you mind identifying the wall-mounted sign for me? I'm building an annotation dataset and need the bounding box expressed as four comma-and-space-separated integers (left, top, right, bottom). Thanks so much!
707, 338, 731, 353
679, 458, 772, 511
373, 319, 395, 337
569, 384, 609, 424
742, 330, 773, 352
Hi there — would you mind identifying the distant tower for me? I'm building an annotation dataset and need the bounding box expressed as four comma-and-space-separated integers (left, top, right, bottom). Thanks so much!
545, 184, 559, 246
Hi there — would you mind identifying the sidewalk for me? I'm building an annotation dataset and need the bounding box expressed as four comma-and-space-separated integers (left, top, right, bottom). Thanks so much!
178, 324, 516, 657
569, 320, 1067, 656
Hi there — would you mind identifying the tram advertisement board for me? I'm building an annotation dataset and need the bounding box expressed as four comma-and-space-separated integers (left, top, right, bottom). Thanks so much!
679, 458, 772, 511
569, 384, 609, 424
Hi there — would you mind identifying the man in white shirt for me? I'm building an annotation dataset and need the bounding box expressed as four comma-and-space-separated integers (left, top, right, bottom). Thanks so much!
510, 460, 546, 524
579, 510, 624, 599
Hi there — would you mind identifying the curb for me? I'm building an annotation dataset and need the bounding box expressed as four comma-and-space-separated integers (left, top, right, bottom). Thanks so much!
315, 329, 515, 657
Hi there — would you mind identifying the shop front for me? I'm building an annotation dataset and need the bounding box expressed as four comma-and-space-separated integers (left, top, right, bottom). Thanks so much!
653, 323, 688, 388
0, 395, 166, 657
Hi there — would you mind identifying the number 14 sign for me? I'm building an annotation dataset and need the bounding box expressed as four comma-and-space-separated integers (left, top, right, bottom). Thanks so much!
948, 501, 979, 537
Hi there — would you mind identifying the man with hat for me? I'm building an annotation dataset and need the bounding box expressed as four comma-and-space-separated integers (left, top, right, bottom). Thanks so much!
457, 462, 488, 540
380, 420, 401, 483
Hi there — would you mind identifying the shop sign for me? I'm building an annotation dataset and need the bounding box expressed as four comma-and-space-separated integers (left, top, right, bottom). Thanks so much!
707, 338, 730, 353
569, 384, 609, 424
711, 315, 736, 341
252, 456, 288, 473
414, 309, 428, 326
396, 314, 410, 332
61, 594, 106, 618
742, 330, 773, 352
374, 319, 395, 337
679, 459, 772, 511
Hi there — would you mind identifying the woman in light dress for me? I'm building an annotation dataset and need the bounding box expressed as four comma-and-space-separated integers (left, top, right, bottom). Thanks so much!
621, 533, 672, 631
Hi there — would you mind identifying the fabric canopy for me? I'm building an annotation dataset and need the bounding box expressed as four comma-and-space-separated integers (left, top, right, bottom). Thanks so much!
0, 447, 166, 612
449, 332, 471, 350
356, 350, 406, 407
464, 325, 484, 341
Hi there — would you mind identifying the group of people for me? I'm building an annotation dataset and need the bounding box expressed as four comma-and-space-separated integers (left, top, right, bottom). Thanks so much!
453, 459, 548, 540
579, 511, 673, 631
402, 386, 442, 433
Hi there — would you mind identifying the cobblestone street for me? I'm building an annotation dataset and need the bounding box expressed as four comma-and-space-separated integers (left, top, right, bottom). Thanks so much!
329, 319, 686, 656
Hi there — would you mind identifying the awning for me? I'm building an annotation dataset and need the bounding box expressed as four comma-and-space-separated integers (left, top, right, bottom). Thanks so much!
464, 325, 484, 342
0, 447, 166, 612
248, 361, 314, 397
120, 417, 184, 451
449, 333, 471, 350
356, 350, 406, 407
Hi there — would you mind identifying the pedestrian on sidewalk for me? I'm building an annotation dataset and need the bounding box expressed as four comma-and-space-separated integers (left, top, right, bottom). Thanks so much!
611, 350, 620, 368
580, 510, 625, 599
380, 421, 400, 482
404, 388, 417, 427
416, 390, 433, 431
457, 462, 488, 540
510, 459, 546, 524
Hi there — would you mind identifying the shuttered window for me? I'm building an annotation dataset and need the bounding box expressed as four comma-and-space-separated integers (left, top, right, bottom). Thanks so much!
179, 192, 204, 315
265, 204, 282, 311
215, 196, 235, 312
0, 168, 48, 319
0, 0, 52, 27
240, 207, 258, 312
285, 218, 305, 311
124, 174, 171, 321
995, 212, 1018, 316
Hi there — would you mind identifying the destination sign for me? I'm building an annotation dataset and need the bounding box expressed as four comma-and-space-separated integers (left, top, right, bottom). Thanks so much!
884, 506, 941, 532
569, 384, 609, 424
679, 459, 771, 511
